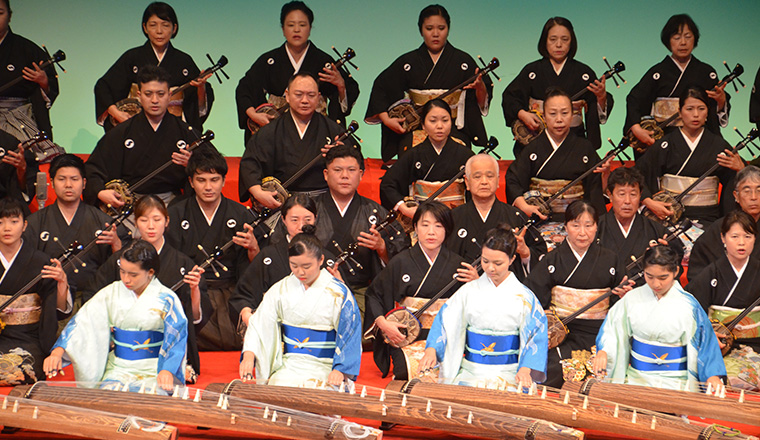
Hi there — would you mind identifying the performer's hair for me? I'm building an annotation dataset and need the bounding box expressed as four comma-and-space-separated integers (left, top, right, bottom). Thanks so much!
413, 200, 453, 239
736, 165, 760, 187
287, 71, 319, 89
0, 197, 25, 220
134, 195, 169, 220
121, 239, 161, 274
661, 14, 700, 50
642, 245, 680, 274
464, 153, 498, 179
186, 145, 227, 177
679, 87, 709, 108
137, 65, 171, 88
483, 224, 517, 258
288, 224, 323, 260
564, 200, 598, 225
49, 154, 85, 180
281, 1, 313, 26
325, 144, 364, 170
418, 4, 450, 32
543, 87, 570, 110
282, 193, 317, 218
421, 98, 452, 122
142, 2, 178, 39
605, 166, 644, 193
721, 210, 758, 237
538, 17, 578, 60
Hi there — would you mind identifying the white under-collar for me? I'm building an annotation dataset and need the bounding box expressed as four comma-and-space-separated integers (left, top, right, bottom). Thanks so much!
290, 111, 311, 139
421, 247, 438, 266
286, 42, 310, 73
567, 240, 587, 262
679, 127, 704, 152
331, 193, 354, 217
198, 197, 222, 226
731, 258, 749, 280
155, 237, 166, 255
151, 43, 167, 64
669, 54, 692, 72
0, 239, 23, 272
616, 214, 636, 238
551, 58, 568, 75
547, 133, 566, 151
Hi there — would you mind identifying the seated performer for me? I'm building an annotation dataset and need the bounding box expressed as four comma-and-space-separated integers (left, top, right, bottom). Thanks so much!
419, 225, 548, 389
0, 129, 36, 214
0, 197, 70, 385
85, 65, 203, 210
45, 240, 188, 392
626, 14, 728, 156
165, 146, 256, 351
239, 225, 361, 388
365, 4, 491, 161
235, 1, 359, 145
448, 153, 546, 282
636, 87, 736, 228
688, 166, 760, 281
84, 195, 209, 382
594, 245, 725, 392
239, 72, 358, 208
596, 166, 683, 282
379, 99, 473, 222
94, 2, 213, 131
502, 16, 611, 157
366, 201, 478, 380
506, 88, 605, 224
686, 210, 760, 390
526, 200, 628, 388
25, 154, 123, 295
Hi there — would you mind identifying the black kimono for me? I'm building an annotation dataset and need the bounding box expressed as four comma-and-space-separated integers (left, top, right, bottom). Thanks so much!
505, 132, 605, 219
365, 42, 492, 161
365, 244, 465, 378
686, 256, 760, 352
166, 196, 255, 350
687, 214, 760, 283
0, 243, 59, 385
235, 42, 360, 144
0, 30, 60, 138
526, 241, 624, 387
238, 112, 357, 202
751, 66, 760, 130
94, 41, 214, 131
84, 112, 201, 205
502, 58, 613, 155
447, 199, 546, 282
635, 128, 735, 227
0, 129, 36, 212
379, 137, 473, 211
84, 243, 211, 378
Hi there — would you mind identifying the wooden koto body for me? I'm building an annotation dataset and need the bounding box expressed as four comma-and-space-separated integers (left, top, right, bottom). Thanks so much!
207, 380, 585, 440
386, 380, 754, 440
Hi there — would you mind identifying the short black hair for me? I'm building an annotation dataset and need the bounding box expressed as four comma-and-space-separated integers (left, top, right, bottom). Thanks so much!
281, 193, 317, 218
280, 1, 313, 26
413, 200, 453, 239
721, 210, 758, 237
679, 86, 709, 109
186, 145, 227, 177
538, 17, 577, 60
483, 224, 517, 258
418, 4, 450, 33
287, 71, 319, 89
49, 154, 85, 180
606, 166, 644, 193
421, 98, 452, 121
137, 65, 171, 88
544, 86, 570, 103
0, 197, 25, 221
325, 144, 364, 170
660, 14, 699, 50
288, 224, 323, 259
643, 245, 680, 274
564, 199, 598, 225
121, 239, 161, 273
142, 2, 178, 39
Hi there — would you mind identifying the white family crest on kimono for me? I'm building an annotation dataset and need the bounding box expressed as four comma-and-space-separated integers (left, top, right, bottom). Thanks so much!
243, 269, 362, 387
54, 277, 188, 391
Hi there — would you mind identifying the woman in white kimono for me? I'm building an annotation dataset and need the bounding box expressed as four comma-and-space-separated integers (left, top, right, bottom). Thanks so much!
418, 225, 548, 389
239, 225, 361, 388
594, 245, 726, 391
44, 240, 188, 393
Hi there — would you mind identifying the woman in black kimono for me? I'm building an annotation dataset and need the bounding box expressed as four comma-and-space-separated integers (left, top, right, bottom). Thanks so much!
502, 16, 611, 157
94, 2, 213, 131
365, 4, 492, 161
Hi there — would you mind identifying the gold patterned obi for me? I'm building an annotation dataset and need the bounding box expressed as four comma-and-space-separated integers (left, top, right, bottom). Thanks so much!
529, 177, 584, 213
659, 174, 719, 207
709, 305, 760, 340
551, 286, 611, 320
411, 179, 466, 209
528, 97, 586, 128
651, 97, 682, 126
401, 297, 447, 329
0, 293, 42, 326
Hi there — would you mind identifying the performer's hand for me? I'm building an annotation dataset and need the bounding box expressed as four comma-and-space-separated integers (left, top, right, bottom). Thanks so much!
248, 110, 276, 128
654, 234, 670, 247
463, 68, 485, 92
319, 63, 346, 91
517, 109, 542, 131
594, 156, 613, 174
325, 264, 344, 283
22, 62, 49, 91
587, 77, 607, 107
417, 347, 438, 376
706, 83, 727, 110
43, 347, 65, 378
157, 370, 175, 392
108, 105, 132, 124
717, 149, 745, 172
2, 145, 25, 170
239, 351, 256, 380
251, 185, 282, 209
592, 350, 608, 377
96, 222, 122, 251
321, 136, 344, 155
514, 227, 531, 260
172, 147, 192, 167
630, 123, 656, 146
705, 376, 723, 393
240, 307, 253, 328
41, 258, 67, 284
397, 202, 417, 219
327, 369, 345, 387
612, 276, 634, 298
376, 316, 407, 346
456, 262, 479, 282
233, 223, 259, 253
514, 367, 534, 390
190, 71, 213, 88
379, 112, 407, 134
183, 265, 205, 289
98, 189, 125, 208
642, 197, 674, 220
514, 197, 547, 220
357, 225, 385, 252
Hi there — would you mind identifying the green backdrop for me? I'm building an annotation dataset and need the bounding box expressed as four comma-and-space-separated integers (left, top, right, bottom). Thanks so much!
13, 0, 760, 160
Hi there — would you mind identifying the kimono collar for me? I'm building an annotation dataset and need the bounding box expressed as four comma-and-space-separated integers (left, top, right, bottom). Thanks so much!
551, 58, 568, 75
547, 131, 567, 151
0, 28, 10, 46
197, 196, 222, 226
330, 193, 355, 217
730, 257, 749, 280
286, 42, 311, 73
566, 240, 588, 262
668, 54, 692, 72
678, 127, 705, 151
0, 239, 23, 272
615, 213, 637, 238
289, 111, 311, 139
149, 41, 173, 65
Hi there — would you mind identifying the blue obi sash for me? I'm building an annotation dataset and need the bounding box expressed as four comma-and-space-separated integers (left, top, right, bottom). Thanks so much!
282, 323, 336, 359
112, 328, 164, 361
630, 337, 687, 372
464, 328, 519, 365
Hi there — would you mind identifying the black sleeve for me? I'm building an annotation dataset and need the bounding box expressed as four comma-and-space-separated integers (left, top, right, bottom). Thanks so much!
235, 56, 270, 130
238, 126, 273, 202
94, 50, 135, 124
624, 66, 659, 133
684, 265, 715, 313
501, 64, 532, 127
526, 255, 554, 309
379, 153, 413, 210
505, 153, 532, 203
82, 252, 119, 303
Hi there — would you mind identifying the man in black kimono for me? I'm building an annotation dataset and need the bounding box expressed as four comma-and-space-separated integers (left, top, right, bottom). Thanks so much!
448, 153, 546, 281
239, 72, 358, 207
751, 66, 760, 131
166, 145, 257, 351
85, 65, 203, 210
0, 128, 36, 214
